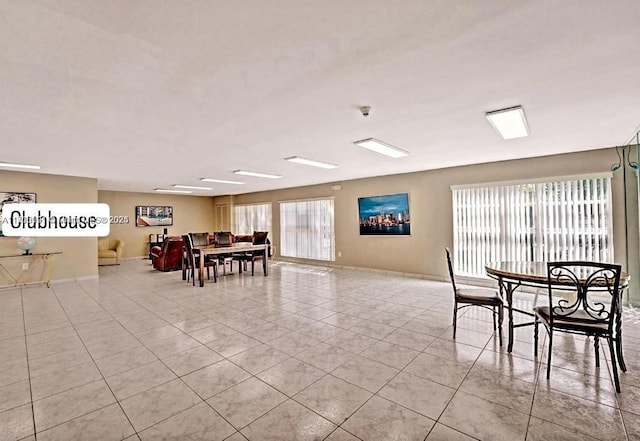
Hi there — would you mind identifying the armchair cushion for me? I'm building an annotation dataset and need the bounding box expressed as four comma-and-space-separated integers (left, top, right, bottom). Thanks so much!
98, 238, 124, 265
151, 237, 184, 271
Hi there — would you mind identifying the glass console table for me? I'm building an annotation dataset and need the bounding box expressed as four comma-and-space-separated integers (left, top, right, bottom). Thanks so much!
0, 251, 62, 289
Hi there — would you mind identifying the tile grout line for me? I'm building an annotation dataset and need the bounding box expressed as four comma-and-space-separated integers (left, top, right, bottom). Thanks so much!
525, 333, 625, 440
41, 282, 141, 439
78, 278, 246, 437
19, 287, 38, 441
523, 329, 545, 441
423, 325, 493, 440
10, 260, 633, 440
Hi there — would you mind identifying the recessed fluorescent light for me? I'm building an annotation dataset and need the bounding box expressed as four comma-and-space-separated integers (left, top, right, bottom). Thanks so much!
485, 105, 529, 139
154, 188, 192, 194
233, 170, 282, 179
173, 184, 213, 190
285, 156, 338, 169
200, 178, 245, 185
0, 162, 41, 170
353, 138, 409, 158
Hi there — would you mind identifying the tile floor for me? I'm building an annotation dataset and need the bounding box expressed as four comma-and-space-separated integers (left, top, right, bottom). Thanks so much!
1, 259, 639, 440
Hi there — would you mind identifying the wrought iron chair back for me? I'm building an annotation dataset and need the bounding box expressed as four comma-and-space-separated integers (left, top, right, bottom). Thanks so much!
547, 261, 621, 332
535, 260, 624, 392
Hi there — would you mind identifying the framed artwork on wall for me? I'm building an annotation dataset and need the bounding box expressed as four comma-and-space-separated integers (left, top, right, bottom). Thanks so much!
358, 193, 410, 235
0, 192, 37, 237
135, 205, 173, 227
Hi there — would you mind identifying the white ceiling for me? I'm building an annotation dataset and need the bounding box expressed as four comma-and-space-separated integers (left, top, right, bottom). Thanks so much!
1, 1, 639, 196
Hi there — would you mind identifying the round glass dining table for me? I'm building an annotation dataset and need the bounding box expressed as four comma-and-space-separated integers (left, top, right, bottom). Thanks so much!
485, 261, 629, 365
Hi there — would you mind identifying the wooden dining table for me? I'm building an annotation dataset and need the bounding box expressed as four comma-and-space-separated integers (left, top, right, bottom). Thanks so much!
194, 243, 268, 287
485, 261, 629, 359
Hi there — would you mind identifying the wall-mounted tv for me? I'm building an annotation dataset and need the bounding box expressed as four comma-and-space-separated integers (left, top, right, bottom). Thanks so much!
135, 205, 173, 227
358, 193, 410, 236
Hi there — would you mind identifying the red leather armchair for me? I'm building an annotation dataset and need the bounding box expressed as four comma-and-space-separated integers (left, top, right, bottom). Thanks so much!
151, 237, 185, 271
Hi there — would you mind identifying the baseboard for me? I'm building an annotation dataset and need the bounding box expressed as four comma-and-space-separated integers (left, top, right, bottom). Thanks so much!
49, 274, 99, 284
273, 258, 448, 283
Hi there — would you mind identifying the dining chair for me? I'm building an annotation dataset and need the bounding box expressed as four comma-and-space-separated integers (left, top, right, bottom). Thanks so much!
534, 261, 624, 392
445, 248, 503, 346
240, 231, 269, 276
189, 232, 210, 248
182, 234, 217, 285
213, 231, 234, 274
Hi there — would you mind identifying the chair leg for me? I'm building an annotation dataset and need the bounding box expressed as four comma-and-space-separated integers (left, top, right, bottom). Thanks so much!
534, 317, 539, 358
497, 305, 503, 347
452, 300, 458, 340
616, 330, 627, 372
594, 336, 600, 368
492, 306, 497, 331
607, 337, 621, 393
546, 330, 553, 380
251, 259, 255, 276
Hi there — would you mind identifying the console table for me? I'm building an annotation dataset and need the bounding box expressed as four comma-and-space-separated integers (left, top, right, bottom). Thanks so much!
0, 251, 62, 289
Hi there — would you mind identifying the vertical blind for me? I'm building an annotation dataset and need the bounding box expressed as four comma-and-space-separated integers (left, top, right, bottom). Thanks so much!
233, 203, 272, 235
452, 175, 613, 277
280, 198, 335, 261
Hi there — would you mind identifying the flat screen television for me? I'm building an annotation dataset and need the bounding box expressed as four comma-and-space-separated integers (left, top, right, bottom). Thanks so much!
358, 193, 410, 235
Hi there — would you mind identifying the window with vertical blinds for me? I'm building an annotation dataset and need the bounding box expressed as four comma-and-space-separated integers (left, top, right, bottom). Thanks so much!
233, 203, 272, 235
280, 198, 335, 261
452, 174, 613, 278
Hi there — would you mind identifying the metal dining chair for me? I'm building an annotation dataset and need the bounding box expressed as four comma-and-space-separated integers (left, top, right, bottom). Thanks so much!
445, 248, 504, 346
534, 261, 624, 392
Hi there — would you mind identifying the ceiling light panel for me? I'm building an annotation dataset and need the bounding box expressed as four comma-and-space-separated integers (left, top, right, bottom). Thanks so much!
353, 138, 409, 158
200, 178, 245, 185
154, 188, 192, 194
0, 162, 41, 170
485, 106, 529, 139
173, 185, 213, 190
285, 156, 338, 169
233, 170, 282, 179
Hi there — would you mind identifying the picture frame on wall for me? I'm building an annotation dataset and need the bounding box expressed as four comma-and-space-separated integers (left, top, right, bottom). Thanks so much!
358, 193, 410, 235
0, 192, 37, 237
135, 205, 173, 227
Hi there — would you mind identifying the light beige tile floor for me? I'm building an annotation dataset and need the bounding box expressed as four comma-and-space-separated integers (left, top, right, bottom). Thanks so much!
0, 259, 638, 440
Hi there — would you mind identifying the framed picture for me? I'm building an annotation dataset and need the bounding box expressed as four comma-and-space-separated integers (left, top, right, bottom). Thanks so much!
0, 192, 37, 237
135, 205, 173, 227
358, 193, 410, 235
